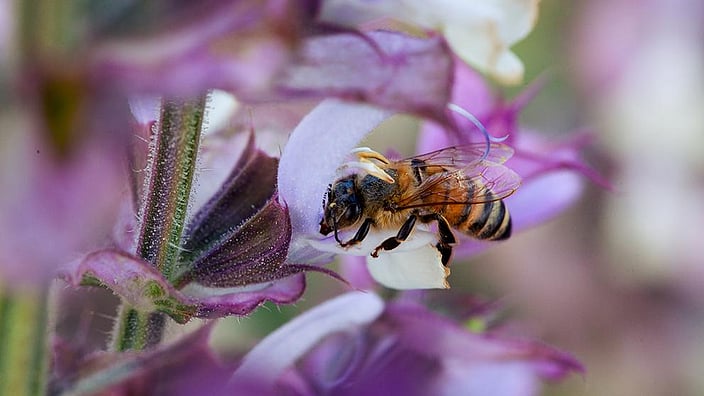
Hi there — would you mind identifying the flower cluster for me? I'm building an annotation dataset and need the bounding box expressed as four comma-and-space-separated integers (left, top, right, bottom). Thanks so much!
0, 1, 594, 395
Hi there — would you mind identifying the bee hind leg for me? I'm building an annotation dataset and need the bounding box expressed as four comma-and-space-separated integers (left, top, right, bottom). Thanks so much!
435, 242, 453, 266
419, 214, 456, 266
371, 215, 417, 257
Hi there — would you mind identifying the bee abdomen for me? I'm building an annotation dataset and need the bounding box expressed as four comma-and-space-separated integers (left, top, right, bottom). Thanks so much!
454, 200, 512, 241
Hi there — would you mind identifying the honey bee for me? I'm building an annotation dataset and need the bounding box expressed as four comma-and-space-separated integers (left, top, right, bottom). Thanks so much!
319, 144, 520, 265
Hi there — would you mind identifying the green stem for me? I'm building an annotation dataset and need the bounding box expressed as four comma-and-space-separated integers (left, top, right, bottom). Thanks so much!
0, 286, 49, 396
113, 95, 207, 351
137, 96, 206, 280
112, 306, 167, 351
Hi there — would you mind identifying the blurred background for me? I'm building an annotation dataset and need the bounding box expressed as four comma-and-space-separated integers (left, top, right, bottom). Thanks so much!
213, 1, 704, 395
33, 0, 703, 395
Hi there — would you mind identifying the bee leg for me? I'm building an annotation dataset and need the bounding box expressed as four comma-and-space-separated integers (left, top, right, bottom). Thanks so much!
371, 215, 417, 257
419, 214, 456, 244
419, 214, 456, 266
435, 242, 453, 266
340, 218, 373, 248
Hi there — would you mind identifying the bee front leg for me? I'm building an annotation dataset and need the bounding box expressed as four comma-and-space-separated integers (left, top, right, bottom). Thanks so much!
340, 218, 373, 248
371, 215, 417, 257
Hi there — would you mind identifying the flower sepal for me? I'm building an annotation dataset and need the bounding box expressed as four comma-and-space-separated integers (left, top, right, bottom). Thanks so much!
60, 249, 306, 324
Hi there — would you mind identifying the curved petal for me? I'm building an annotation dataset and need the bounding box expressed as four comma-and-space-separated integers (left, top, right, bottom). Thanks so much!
60, 250, 306, 323
278, 99, 392, 261
277, 30, 454, 122
231, 291, 384, 389
182, 274, 306, 319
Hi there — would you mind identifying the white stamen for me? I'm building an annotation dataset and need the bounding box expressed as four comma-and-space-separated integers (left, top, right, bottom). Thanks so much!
337, 161, 395, 184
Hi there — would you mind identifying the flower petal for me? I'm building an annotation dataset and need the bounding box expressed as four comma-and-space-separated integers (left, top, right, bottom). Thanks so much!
181, 273, 306, 318
53, 325, 235, 396
60, 249, 306, 323
319, 0, 539, 84
232, 291, 384, 389
384, 302, 584, 390
278, 99, 392, 261
0, 131, 125, 288
90, 0, 306, 97
178, 135, 294, 287
185, 198, 292, 287
60, 250, 197, 323
277, 30, 454, 122
366, 245, 450, 289
270, 296, 582, 395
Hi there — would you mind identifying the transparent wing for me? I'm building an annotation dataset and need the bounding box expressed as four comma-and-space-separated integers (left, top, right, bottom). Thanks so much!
397, 143, 514, 169
393, 149, 521, 210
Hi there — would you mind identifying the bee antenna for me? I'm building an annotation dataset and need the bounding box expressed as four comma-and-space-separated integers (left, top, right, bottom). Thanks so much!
447, 103, 509, 160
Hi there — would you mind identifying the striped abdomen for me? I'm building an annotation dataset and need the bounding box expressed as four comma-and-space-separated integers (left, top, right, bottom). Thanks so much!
439, 183, 512, 241
409, 159, 512, 241
448, 198, 511, 240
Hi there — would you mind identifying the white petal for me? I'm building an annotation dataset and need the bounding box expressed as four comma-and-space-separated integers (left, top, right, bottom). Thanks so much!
231, 291, 384, 387
445, 23, 526, 85
366, 245, 450, 289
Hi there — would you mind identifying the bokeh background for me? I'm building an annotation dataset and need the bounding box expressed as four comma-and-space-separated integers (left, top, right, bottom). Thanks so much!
42, 1, 704, 395
212, 1, 704, 395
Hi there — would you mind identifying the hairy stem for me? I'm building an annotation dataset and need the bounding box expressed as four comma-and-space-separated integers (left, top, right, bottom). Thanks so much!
113, 95, 207, 351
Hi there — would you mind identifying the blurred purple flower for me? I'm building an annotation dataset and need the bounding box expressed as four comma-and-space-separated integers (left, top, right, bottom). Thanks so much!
273, 30, 453, 122
50, 325, 236, 396
89, 0, 310, 98
54, 292, 580, 395
231, 291, 583, 396
417, 61, 608, 258
0, 129, 126, 289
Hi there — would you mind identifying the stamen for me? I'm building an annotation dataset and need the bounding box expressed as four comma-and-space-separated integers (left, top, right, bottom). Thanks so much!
447, 103, 509, 160
338, 161, 395, 184
351, 147, 391, 164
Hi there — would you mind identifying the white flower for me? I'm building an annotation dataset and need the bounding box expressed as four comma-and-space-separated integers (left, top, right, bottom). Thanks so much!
319, 0, 540, 85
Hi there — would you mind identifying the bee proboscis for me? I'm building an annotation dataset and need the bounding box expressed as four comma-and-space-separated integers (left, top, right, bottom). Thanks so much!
319, 144, 520, 265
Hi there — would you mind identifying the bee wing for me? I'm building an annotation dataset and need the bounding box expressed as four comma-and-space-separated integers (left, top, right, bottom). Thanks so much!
398, 143, 515, 169
394, 159, 521, 210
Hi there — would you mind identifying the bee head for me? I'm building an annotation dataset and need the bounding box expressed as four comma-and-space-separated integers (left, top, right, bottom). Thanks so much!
319, 177, 363, 237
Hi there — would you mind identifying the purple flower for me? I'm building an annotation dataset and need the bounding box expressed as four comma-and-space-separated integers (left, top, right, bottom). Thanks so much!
89, 0, 310, 97
273, 30, 454, 122
0, 129, 126, 288
231, 291, 583, 396
418, 61, 608, 258
50, 325, 236, 396
61, 133, 310, 322
278, 59, 604, 290
54, 292, 581, 396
